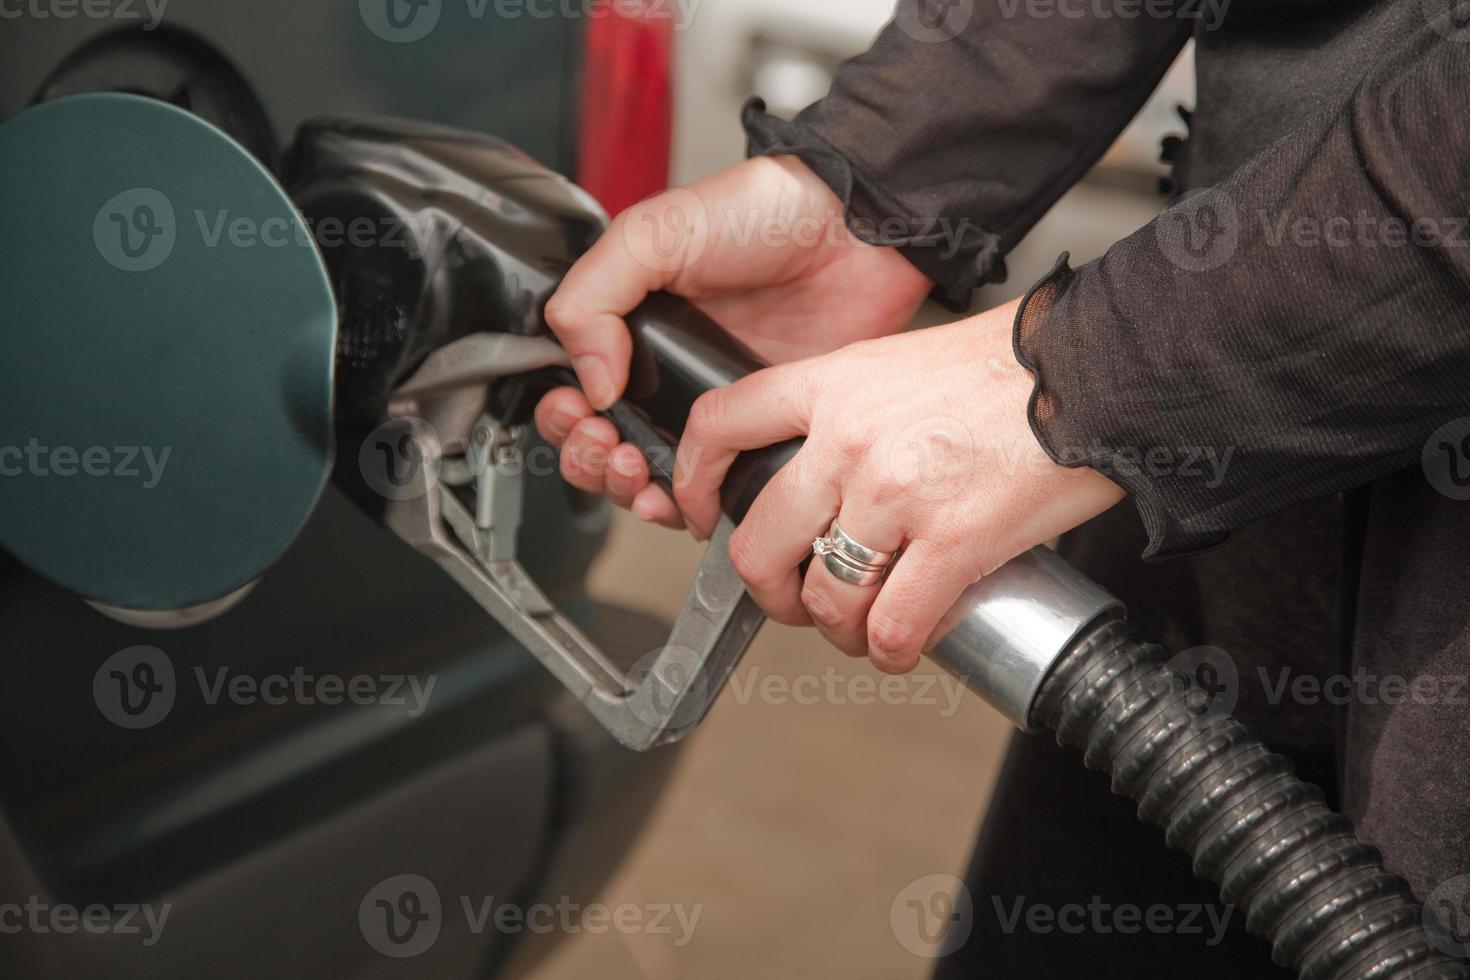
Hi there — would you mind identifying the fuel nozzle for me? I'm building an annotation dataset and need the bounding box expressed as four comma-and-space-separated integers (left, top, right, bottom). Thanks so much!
283, 115, 1119, 741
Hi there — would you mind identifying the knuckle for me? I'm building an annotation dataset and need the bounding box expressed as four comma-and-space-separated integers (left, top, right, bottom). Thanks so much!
832, 424, 869, 459
868, 614, 921, 663
542, 294, 581, 338
685, 390, 726, 442
727, 530, 776, 589
800, 585, 845, 630
767, 604, 812, 629
866, 467, 915, 508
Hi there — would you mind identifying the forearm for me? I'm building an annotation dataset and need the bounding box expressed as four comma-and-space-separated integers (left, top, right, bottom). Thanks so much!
1015, 19, 1470, 556
744, 0, 1195, 309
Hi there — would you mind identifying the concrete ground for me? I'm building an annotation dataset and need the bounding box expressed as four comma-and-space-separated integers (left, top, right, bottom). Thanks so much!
528, 513, 1014, 980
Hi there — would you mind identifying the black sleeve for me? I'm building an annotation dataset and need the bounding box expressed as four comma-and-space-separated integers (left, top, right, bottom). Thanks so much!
1013, 20, 1470, 558
743, 0, 1194, 310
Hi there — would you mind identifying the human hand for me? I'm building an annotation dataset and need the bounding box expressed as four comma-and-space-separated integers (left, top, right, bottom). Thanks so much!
671, 298, 1126, 673
535, 155, 933, 527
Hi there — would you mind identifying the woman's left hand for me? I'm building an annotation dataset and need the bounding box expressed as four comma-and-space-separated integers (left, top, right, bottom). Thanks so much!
672, 298, 1126, 674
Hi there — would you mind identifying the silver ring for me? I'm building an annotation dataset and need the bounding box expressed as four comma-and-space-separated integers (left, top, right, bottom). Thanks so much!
812, 521, 898, 588
821, 552, 887, 587
828, 521, 895, 566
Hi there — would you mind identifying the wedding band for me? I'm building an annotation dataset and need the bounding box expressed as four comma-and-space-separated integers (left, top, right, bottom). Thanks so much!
812, 521, 898, 588
821, 552, 888, 587
828, 521, 895, 566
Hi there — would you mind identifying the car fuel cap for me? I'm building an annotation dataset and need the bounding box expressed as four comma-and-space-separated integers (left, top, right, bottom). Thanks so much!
0, 93, 337, 613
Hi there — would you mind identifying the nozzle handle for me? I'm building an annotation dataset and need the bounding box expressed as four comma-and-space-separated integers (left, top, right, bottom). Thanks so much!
612, 292, 800, 523
609, 292, 1122, 731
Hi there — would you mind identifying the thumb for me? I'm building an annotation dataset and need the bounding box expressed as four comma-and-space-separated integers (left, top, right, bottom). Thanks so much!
545, 188, 710, 410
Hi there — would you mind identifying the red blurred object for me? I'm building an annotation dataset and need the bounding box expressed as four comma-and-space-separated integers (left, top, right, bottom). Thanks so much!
576, 3, 674, 217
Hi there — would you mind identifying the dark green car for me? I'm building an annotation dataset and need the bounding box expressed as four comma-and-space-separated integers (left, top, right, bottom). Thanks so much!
0, 5, 679, 977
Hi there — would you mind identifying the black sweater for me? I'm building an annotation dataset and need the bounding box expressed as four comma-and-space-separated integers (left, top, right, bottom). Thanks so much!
746, 0, 1470, 912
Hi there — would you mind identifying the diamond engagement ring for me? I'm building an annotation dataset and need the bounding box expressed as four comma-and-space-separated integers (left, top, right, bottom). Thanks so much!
812, 521, 898, 587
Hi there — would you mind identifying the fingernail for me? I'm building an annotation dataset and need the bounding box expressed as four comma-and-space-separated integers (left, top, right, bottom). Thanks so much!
573, 355, 614, 410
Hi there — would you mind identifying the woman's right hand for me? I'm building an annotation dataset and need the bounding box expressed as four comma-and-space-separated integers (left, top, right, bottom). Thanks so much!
536, 155, 934, 528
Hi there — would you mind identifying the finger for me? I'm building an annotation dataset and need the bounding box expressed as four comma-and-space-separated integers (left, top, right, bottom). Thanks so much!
674, 363, 816, 538
544, 201, 695, 409
801, 509, 905, 658
559, 416, 619, 493
534, 387, 595, 448
604, 443, 651, 509
866, 541, 982, 675
631, 485, 685, 529
726, 453, 837, 626
608, 446, 685, 528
